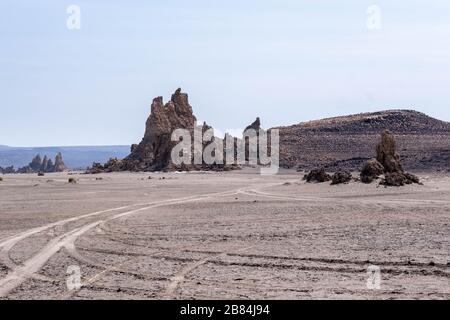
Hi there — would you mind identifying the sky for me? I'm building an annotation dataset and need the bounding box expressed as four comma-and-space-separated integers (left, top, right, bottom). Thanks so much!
1, 0, 450, 147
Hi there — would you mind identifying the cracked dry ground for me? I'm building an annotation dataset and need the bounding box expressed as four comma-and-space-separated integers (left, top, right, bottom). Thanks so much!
0, 170, 449, 299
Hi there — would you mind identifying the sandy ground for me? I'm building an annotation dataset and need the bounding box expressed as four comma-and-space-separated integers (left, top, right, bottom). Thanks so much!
0, 169, 449, 300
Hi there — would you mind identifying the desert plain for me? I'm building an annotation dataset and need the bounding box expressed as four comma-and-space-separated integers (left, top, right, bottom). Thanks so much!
0, 169, 449, 300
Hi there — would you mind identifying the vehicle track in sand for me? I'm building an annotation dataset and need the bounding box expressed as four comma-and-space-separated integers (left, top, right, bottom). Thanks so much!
162, 245, 255, 299
240, 187, 450, 206
0, 185, 274, 297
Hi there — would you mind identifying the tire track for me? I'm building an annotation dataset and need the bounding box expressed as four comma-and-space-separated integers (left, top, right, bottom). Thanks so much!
163, 246, 254, 299
242, 187, 450, 206
0, 186, 259, 297
0, 191, 232, 250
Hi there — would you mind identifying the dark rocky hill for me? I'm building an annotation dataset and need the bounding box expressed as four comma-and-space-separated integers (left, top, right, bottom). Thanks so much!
273, 110, 450, 171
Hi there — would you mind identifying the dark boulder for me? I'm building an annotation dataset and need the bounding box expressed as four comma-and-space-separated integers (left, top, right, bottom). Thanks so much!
360, 159, 384, 183
331, 170, 352, 185
303, 168, 331, 183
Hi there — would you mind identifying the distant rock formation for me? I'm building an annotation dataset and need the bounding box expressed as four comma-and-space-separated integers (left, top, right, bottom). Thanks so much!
361, 130, 420, 186
0, 166, 15, 174
87, 89, 238, 173
16, 153, 68, 173
17, 165, 33, 174
40, 155, 50, 173
274, 110, 450, 171
53, 152, 68, 172
301, 131, 420, 186
29, 155, 42, 172
243, 117, 261, 164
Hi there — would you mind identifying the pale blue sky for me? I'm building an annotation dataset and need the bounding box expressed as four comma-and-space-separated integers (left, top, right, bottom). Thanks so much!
1, 0, 450, 146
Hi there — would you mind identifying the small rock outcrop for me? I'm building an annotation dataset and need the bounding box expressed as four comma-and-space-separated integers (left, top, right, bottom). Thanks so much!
303, 168, 331, 183
381, 172, 420, 187
360, 159, 384, 183
88, 158, 123, 173
361, 130, 420, 186
382, 172, 408, 186
331, 170, 352, 185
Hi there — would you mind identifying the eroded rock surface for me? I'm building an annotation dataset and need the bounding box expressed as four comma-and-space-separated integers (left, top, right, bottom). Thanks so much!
53, 152, 68, 172
0, 166, 15, 174
360, 159, 384, 183
331, 170, 353, 185
88, 89, 238, 173
16, 153, 68, 173
361, 130, 420, 186
303, 168, 331, 183
376, 130, 403, 173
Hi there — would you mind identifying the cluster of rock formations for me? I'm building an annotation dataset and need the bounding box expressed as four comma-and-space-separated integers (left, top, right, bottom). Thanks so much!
84, 89, 444, 186
88, 88, 265, 173
304, 130, 421, 186
0, 165, 15, 174
0, 153, 68, 174
303, 169, 353, 185
361, 130, 420, 186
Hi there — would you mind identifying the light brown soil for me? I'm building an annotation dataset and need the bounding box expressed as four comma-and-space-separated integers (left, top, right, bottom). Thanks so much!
0, 170, 449, 299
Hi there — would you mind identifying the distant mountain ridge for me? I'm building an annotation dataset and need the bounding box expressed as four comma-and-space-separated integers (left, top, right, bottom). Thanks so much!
0, 145, 130, 170
274, 110, 450, 171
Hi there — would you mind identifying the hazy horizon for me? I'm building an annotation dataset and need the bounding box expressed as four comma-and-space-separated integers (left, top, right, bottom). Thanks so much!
2, 1, 450, 147
1, 107, 448, 148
